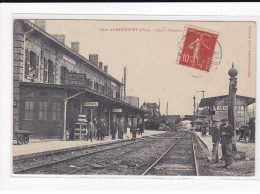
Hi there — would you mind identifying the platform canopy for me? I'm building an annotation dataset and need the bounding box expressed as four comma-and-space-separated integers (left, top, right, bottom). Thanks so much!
199, 95, 255, 107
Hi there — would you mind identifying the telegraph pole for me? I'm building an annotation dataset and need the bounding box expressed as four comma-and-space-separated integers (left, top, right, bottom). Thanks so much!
166, 102, 168, 116
193, 96, 196, 116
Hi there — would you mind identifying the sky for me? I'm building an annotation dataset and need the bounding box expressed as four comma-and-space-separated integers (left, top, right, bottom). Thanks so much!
44, 20, 256, 115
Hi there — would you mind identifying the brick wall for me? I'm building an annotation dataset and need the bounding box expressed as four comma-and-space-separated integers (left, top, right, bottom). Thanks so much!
13, 20, 25, 131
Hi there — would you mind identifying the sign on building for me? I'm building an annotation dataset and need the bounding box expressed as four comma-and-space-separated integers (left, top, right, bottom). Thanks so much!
112, 108, 122, 113
215, 105, 245, 111
65, 73, 87, 87
83, 102, 99, 107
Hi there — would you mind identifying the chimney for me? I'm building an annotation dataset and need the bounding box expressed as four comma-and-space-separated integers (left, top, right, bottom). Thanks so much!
104, 66, 108, 73
34, 20, 46, 31
89, 54, 98, 66
71, 42, 80, 53
53, 34, 65, 44
98, 62, 103, 70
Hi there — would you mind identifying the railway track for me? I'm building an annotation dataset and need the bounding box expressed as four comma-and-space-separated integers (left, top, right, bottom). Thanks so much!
13, 131, 200, 176
13, 138, 146, 174
66, 132, 186, 175
142, 135, 199, 176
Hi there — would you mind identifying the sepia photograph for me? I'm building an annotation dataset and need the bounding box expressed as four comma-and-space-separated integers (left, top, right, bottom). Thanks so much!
12, 19, 256, 177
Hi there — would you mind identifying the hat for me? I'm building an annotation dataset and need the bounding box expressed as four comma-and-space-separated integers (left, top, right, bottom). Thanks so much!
221, 118, 228, 122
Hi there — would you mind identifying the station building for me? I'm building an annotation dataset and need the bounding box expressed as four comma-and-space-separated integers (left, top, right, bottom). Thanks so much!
199, 95, 255, 129
13, 19, 145, 139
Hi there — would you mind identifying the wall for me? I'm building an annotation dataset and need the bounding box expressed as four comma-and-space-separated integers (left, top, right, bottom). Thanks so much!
13, 20, 25, 131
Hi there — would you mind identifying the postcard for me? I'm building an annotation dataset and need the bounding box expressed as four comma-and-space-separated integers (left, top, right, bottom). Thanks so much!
12, 19, 256, 177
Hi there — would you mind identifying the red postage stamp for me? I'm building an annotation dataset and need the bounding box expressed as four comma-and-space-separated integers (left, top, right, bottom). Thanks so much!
178, 26, 219, 72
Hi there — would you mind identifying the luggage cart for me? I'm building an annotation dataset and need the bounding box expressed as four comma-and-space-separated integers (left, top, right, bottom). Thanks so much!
14, 130, 34, 145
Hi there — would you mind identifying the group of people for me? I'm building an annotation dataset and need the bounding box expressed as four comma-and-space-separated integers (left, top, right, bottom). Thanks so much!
111, 118, 144, 141
211, 118, 234, 169
131, 121, 144, 141
85, 117, 106, 142
111, 118, 125, 140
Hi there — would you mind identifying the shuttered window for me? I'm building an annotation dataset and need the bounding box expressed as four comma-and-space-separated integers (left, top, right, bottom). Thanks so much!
24, 101, 34, 120
38, 101, 48, 120
52, 102, 61, 121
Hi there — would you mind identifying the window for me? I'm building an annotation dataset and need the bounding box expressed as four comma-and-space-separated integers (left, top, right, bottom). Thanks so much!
52, 102, 62, 121
38, 101, 48, 120
25, 50, 39, 80
24, 101, 34, 120
48, 60, 54, 83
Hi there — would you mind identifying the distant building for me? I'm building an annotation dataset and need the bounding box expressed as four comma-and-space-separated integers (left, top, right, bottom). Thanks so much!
124, 96, 139, 107
199, 95, 255, 129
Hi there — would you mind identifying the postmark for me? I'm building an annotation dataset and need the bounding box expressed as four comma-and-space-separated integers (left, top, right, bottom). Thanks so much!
177, 25, 220, 72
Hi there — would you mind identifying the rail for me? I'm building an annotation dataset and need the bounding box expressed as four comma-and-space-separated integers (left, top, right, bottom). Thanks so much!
192, 136, 199, 176
142, 133, 200, 176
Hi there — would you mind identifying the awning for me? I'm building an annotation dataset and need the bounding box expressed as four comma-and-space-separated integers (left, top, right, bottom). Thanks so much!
20, 82, 146, 115
199, 95, 255, 107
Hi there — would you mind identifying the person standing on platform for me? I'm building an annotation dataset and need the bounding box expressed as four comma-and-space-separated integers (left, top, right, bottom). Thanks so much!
220, 118, 234, 169
100, 118, 106, 140
249, 117, 255, 143
93, 117, 98, 139
211, 120, 220, 163
87, 119, 94, 142
117, 118, 121, 139
111, 117, 117, 140
118, 118, 124, 139
138, 120, 144, 136
131, 122, 137, 141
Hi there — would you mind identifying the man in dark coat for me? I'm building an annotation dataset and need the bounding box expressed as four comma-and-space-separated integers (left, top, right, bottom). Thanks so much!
118, 118, 124, 139
138, 120, 144, 136
211, 120, 220, 163
100, 118, 106, 140
111, 118, 117, 140
220, 118, 234, 168
131, 122, 137, 141
249, 117, 255, 143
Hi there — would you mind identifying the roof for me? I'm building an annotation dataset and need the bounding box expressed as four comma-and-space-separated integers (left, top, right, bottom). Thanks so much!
199, 95, 255, 107
20, 82, 145, 113
21, 20, 123, 86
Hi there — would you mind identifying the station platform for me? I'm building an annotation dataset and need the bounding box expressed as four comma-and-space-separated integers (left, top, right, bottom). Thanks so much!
195, 131, 255, 161
13, 130, 167, 160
